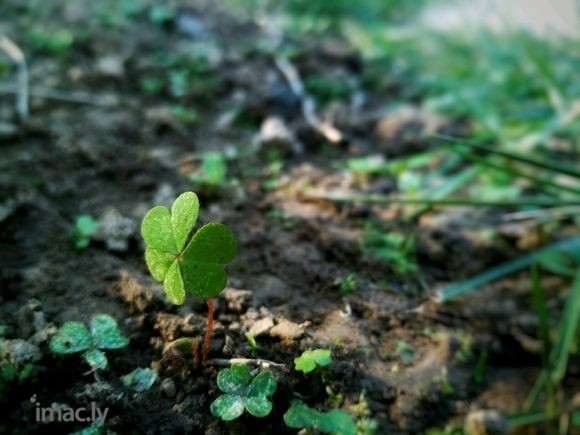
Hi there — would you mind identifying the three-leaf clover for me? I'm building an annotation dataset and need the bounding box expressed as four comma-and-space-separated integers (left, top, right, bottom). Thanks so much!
284, 400, 356, 435
295, 349, 333, 373
50, 314, 128, 370
210, 364, 277, 421
141, 191, 236, 304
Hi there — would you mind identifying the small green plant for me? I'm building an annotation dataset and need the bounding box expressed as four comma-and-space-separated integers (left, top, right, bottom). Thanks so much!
72, 215, 98, 250
284, 400, 356, 435
141, 192, 236, 363
339, 273, 358, 296
0, 361, 36, 396
121, 367, 158, 392
295, 349, 333, 373
246, 332, 259, 351
71, 420, 106, 435
362, 227, 418, 276
210, 364, 277, 421
50, 314, 128, 370
190, 152, 231, 191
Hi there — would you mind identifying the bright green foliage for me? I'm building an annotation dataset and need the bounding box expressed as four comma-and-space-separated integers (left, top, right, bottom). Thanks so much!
210, 364, 277, 421
141, 192, 236, 304
190, 152, 228, 188
363, 227, 418, 276
50, 314, 128, 370
284, 400, 356, 435
148, 4, 175, 24
121, 368, 158, 392
0, 362, 36, 396
73, 215, 98, 250
339, 273, 357, 296
71, 421, 106, 435
295, 349, 332, 373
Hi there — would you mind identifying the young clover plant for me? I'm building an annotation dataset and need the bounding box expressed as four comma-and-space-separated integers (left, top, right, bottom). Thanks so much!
210, 364, 277, 421
141, 192, 236, 364
295, 349, 333, 373
284, 400, 356, 435
50, 314, 128, 370
72, 214, 98, 250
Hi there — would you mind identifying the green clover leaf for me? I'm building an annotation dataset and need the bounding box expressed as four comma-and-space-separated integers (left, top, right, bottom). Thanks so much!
283, 400, 356, 435
50, 314, 128, 370
283, 400, 320, 429
50, 322, 92, 354
83, 349, 108, 370
91, 314, 129, 349
318, 409, 357, 435
210, 364, 277, 421
294, 349, 332, 373
121, 368, 159, 392
141, 192, 236, 304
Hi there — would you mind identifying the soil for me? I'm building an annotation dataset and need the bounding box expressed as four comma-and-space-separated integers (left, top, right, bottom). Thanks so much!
0, 1, 578, 434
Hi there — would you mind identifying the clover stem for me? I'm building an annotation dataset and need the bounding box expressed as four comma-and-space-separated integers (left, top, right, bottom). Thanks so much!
202, 298, 214, 365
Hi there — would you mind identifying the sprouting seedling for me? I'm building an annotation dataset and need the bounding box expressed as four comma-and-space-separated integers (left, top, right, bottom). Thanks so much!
50, 314, 128, 370
141, 191, 236, 364
72, 215, 98, 250
284, 400, 356, 435
210, 364, 277, 421
294, 349, 333, 374
190, 152, 231, 192
121, 367, 158, 392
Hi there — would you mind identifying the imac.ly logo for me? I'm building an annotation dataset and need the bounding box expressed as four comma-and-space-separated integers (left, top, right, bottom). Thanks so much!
30, 395, 109, 426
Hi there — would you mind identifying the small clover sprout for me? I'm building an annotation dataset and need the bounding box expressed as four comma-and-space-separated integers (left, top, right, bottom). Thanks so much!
73, 215, 98, 249
210, 364, 277, 421
295, 349, 332, 373
284, 400, 356, 435
141, 191, 236, 364
190, 152, 228, 188
339, 273, 357, 296
50, 314, 128, 370
121, 368, 158, 392
141, 191, 236, 304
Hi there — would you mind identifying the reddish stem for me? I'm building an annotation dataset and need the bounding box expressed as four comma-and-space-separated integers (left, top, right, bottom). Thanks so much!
202, 298, 214, 365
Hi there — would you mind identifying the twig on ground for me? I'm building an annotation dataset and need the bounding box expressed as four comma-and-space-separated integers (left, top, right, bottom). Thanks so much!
0, 36, 28, 121
0, 85, 115, 106
207, 358, 286, 369
274, 56, 344, 144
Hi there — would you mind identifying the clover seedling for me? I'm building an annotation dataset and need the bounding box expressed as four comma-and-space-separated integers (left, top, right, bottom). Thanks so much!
121, 367, 158, 392
284, 400, 356, 435
72, 214, 98, 250
141, 191, 236, 364
295, 349, 332, 373
50, 314, 128, 370
210, 364, 277, 421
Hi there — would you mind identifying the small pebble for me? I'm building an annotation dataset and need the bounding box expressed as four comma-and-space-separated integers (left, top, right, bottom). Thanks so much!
161, 378, 176, 398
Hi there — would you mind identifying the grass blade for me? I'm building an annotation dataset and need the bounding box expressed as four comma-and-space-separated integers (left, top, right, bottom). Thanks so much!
404, 166, 483, 220
531, 264, 551, 362
505, 410, 553, 427
454, 149, 580, 196
436, 237, 580, 302
304, 189, 580, 207
433, 133, 580, 179
548, 270, 580, 383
